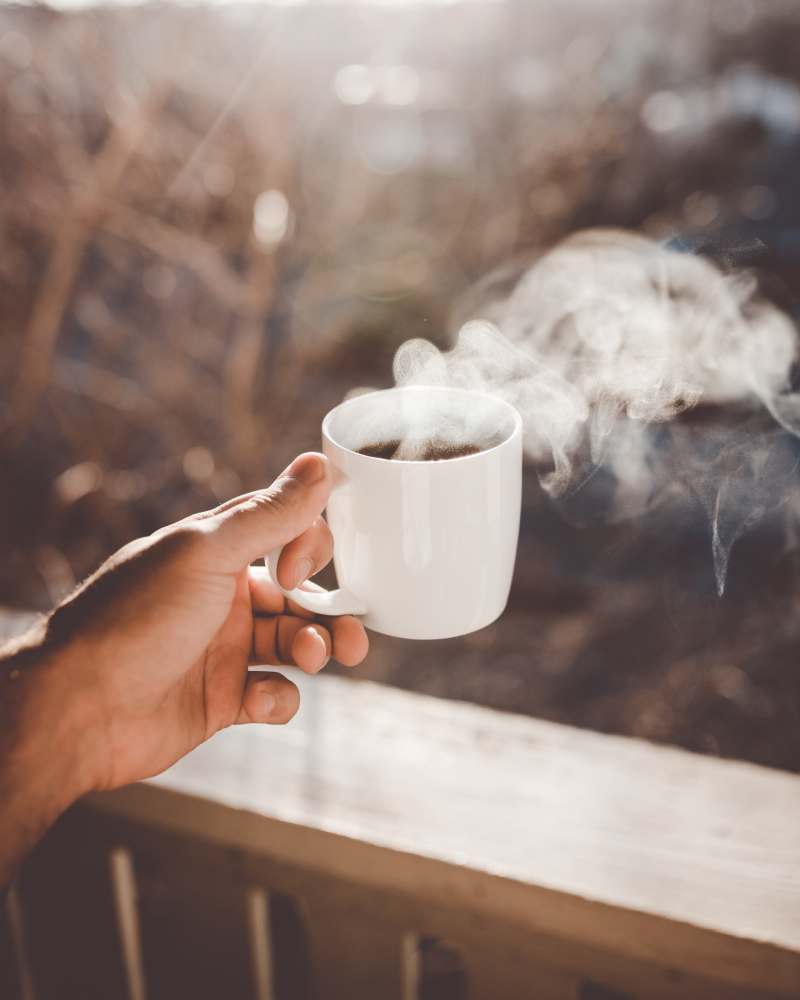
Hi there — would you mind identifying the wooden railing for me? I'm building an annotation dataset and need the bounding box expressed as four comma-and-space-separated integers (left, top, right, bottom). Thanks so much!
3, 665, 800, 1000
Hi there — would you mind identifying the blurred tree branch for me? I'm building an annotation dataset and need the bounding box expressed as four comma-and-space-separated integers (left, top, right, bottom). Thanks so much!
101, 204, 256, 312
13, 92, 164, 425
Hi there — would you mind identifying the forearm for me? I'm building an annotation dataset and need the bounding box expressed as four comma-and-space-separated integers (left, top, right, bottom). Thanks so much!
0, 624, 93, 888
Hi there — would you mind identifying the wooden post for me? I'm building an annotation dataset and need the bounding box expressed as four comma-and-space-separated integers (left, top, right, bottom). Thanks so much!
131, 831, 255, 1000
0, 886, 33, 1000
302, 889, 408, 1000
16, 810, 130, 1000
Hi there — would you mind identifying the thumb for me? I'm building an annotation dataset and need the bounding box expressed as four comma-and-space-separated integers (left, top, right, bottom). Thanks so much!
210, 453, 330, 571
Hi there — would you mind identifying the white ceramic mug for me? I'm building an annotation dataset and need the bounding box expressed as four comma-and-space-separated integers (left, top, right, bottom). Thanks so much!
266, 385, 522, 639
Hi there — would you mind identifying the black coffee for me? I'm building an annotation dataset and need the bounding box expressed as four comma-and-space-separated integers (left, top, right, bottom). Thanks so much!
358, 438, 487, 461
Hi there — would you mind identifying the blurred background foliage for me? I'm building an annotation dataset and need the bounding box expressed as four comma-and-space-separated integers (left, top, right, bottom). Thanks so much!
2, 0, 800, 769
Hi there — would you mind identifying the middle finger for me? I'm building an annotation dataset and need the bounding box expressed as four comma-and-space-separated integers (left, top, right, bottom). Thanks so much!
253, 614, 331, 673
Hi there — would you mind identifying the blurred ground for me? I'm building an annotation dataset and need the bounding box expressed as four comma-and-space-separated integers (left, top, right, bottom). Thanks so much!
1, 0, 800, 771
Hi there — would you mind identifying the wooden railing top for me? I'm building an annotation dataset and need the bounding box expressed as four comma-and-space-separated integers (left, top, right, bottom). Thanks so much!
91, 667, 800, 996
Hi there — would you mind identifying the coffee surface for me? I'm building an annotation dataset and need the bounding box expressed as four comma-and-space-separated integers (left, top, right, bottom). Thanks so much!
358, 439, 486, 461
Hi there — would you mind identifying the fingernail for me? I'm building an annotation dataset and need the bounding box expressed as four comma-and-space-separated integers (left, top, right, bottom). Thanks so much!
286, 453, 325, 486
311, 627, 329, 667
262, 691, 277, 716
291, 557, 314, 588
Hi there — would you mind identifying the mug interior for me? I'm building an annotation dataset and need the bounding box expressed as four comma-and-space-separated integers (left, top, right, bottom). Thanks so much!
324, 386, 520, 460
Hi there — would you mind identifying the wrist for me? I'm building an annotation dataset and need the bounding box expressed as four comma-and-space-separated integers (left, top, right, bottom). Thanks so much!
1, 623, 98, 818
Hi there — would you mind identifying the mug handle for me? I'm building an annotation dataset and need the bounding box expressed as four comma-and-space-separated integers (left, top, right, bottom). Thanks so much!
265, 546, 368, 617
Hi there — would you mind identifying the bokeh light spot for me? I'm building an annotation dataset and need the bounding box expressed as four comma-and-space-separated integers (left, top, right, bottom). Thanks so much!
641, 91, 685, 133
183, 446, 215, 483
253, 189, 291, 248
334, 64, 373, 106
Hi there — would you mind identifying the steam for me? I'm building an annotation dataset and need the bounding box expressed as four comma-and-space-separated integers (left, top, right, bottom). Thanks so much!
391, 229, 800, 594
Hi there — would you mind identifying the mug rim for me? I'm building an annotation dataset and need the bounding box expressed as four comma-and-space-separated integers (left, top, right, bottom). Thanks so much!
322, 384, 523, 464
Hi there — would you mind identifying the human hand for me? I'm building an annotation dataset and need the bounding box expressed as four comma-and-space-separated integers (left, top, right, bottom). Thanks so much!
10, 452, 368, 800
